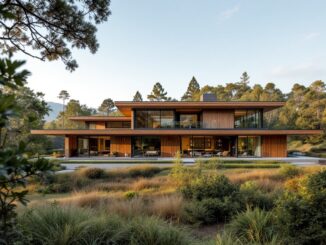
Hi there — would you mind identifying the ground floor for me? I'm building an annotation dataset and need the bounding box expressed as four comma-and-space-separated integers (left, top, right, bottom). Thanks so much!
64, 135, 287, 158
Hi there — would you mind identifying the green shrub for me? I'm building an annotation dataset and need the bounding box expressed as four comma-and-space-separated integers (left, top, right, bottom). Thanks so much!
226, 208, 281, 244
183, 198, 241, 225
275, 169, 326, 244
124, 191, 138, 199
19, 205, 194, 245
181, 174, 239, 200
239, 181, 274, 210
279, 165, 303, 178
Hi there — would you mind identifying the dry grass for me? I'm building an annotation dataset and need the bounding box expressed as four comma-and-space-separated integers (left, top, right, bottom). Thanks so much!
149, 194, 184, 220
225, 169, 282, 184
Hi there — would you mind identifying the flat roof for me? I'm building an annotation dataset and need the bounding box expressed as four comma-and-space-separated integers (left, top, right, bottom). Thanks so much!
69, 116, 131, 122
114, 101, 286, 116
31, 129, 322, 136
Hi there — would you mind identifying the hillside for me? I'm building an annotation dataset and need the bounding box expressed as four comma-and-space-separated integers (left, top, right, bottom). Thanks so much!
45, 102, 62, 122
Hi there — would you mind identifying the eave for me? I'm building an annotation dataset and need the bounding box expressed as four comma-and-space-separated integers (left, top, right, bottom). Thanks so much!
68, 116, 131, 122
31, 129, 323, 136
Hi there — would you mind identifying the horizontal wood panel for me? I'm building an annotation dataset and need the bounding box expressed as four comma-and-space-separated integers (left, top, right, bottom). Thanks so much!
32, 129, 323, 136
262, 135, 287, 157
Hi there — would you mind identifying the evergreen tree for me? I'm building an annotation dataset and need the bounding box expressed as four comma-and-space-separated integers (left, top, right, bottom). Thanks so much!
235, 72, 251, 100
98, 98, 115, 115
181, 76, 200, 101
58, 90, 70, 128
240, 84, 263, 101
133, 91, 143, 101
147, 82, 169, 101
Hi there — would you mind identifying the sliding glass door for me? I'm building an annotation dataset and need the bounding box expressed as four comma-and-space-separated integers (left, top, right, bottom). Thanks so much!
237, 136, 261, 157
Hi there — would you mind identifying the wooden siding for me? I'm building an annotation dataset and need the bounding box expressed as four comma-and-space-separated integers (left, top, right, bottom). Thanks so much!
161, 136, 180, 157
64, 136, 77, 157
32, 129, 323, 136
202, 110, 234, 128
262, 135, 287, 157
95, 122, 106, 129
110, 136, 131, 157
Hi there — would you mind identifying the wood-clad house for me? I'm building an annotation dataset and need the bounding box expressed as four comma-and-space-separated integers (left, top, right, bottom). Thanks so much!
31, 94, 323, 158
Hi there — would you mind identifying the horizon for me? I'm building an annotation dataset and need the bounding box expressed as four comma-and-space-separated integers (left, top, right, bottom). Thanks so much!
14, 0, 326, 108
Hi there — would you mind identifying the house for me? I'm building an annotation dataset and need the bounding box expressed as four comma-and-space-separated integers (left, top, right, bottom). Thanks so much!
31, 94, 323, 158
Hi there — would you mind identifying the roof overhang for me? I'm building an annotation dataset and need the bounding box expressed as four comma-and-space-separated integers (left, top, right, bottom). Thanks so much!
68, 116, 131, 122
31, 129, 323, 136
115, 101, 286, 116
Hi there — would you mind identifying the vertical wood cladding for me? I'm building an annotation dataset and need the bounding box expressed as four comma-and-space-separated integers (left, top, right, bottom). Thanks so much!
161, 136, 180, 157
202, 110, 234, 128
64, 136, 77, 157
110, 136, 131, 157
262, 135, 287, 157
95, 122, 106, 129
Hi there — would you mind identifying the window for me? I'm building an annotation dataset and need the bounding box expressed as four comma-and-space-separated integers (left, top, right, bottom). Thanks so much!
132, 136, 161, 156
237, 136, 261, 157
180, 114, 198, 128
106, 121, 131, 128
234, 110, 262, 128
134, 110, 175, 128
88, 122, 97, 129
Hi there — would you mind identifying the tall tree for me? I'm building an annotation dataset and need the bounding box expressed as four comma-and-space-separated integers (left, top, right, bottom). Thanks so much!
147, 82, 169, 101
58, 90, 70, 128
181, 76, 200, 101
240, 84, 263, 101
98, 98, 115, 115
0, 0, 111, 71
234, 72, 251, 100
133, 91, 143, 101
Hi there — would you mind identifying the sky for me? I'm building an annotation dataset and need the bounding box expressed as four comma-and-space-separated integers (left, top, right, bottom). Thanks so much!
15, 0, 326, 108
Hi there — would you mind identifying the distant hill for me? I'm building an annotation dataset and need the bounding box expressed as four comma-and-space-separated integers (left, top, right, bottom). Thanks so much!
45, 102, 62, 122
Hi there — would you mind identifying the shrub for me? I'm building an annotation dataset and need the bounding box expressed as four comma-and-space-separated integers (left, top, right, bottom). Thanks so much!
226, 208, 281, 244
107, 165, 163, 179
275, 169, 326, 244
239, 181, 274, 210
124, 191, 138, 199
19, 205, 193, 245
279, 165, 303, 178
170, 155, 201, 186
181, 174, 239, 200
78, 167, 106, 179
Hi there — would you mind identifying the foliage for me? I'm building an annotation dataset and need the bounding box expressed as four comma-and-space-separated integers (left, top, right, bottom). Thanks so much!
133, 90, 143, 101
279, 165, 303, 179
0, 0, 111, 71
19, 205, 194, 245
0, 56, 53, 243
226, 208, 282, 244
98, 98, 115, 115
147, 82, 171, 101
124, 190, 138, 199
275, 169, 326, 244
181, 76, 200, 101
80, 168, 106, 179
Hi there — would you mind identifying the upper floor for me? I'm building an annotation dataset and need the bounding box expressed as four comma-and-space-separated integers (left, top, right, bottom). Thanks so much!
69, 97, 286, 130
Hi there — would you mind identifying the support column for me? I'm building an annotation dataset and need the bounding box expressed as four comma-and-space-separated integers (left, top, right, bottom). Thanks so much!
64, 136, 77, 157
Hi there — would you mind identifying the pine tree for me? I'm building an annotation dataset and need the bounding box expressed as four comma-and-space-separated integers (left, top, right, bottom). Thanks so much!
98, 98, 115, 115
133, 91, 143, 101
235, 72, 251, 100
147, 82, 169, 101
181, 76, 200, 101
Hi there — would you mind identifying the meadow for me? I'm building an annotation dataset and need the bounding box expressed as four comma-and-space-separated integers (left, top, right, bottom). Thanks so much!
18, 160, 326, 245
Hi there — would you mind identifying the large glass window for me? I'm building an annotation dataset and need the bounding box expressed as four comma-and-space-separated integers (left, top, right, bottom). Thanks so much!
234, 110, 262, 128
180, 114, 198, 128
237, 136, 261, 157
134, 110, 175, 128
132, 136, 161, 157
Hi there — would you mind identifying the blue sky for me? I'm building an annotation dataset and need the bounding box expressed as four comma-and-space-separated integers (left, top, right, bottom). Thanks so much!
17, 0, 326, 108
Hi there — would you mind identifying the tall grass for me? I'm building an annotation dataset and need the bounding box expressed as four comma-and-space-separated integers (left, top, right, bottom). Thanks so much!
19, 205, 194, 245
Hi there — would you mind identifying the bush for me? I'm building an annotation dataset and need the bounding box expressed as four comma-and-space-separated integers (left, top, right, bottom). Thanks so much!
239, 181, 275, 210
124, 191, 138, 199
226, 208, 281, 244
181, 174, 239, 200
275, 169, 326, 244
279, 165, 303, 178
78, 168, 106, 179
19, 205, 194, 245
108, 165, 163, 179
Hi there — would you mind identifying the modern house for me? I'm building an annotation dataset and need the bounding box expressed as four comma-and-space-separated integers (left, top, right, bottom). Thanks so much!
31, 94, 323, 158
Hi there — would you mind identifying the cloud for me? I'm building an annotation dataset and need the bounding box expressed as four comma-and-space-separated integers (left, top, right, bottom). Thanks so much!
304, 32, 320, 41
219, 5, 240, 21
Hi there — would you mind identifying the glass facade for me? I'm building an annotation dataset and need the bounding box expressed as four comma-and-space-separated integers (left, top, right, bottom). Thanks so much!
234, 110, 263, 128
134, 110, 175, 128
237, 136, 261, 157
179, 114, 199, 128
132, 136, 161, 157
